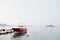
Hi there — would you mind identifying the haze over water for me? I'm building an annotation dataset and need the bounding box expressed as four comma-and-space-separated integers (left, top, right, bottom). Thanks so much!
0, 0, 60, 26
0, 0, 60, 40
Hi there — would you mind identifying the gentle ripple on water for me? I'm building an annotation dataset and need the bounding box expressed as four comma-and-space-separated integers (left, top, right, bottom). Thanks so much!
0, 26, 60, 40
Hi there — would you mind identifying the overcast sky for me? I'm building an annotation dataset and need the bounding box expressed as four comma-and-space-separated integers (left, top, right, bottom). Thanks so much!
0, 0, 60, 26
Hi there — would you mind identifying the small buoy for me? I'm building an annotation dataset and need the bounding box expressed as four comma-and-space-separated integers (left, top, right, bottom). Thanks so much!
27, 34, 29, 37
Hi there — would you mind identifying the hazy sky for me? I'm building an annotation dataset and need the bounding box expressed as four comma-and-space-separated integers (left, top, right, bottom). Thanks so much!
0, 0, 60, 26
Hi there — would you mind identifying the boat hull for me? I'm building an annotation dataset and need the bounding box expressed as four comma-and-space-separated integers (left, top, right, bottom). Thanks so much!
12, 28, 27, 34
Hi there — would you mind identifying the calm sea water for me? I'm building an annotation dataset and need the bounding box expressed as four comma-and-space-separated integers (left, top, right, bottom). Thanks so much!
0, 26, 60, 40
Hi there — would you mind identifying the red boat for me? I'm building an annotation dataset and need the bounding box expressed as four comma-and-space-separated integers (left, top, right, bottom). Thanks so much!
12, 27, 27, 34
0, 25, 27, 35
0, 24, 27, 35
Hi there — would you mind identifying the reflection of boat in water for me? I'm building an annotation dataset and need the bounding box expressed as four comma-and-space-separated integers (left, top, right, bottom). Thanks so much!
45, 25, 55, 27
12, 32, 25, 37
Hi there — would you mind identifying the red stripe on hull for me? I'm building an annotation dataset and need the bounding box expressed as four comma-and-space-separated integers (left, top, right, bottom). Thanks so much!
12, 28, 27, 33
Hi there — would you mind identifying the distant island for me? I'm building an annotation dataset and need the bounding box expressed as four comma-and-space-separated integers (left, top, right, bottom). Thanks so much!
0, 24, 12, 27
45, 25, 55, 27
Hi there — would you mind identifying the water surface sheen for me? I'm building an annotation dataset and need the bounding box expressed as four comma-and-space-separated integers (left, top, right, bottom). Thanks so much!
0, 26, 60, 40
